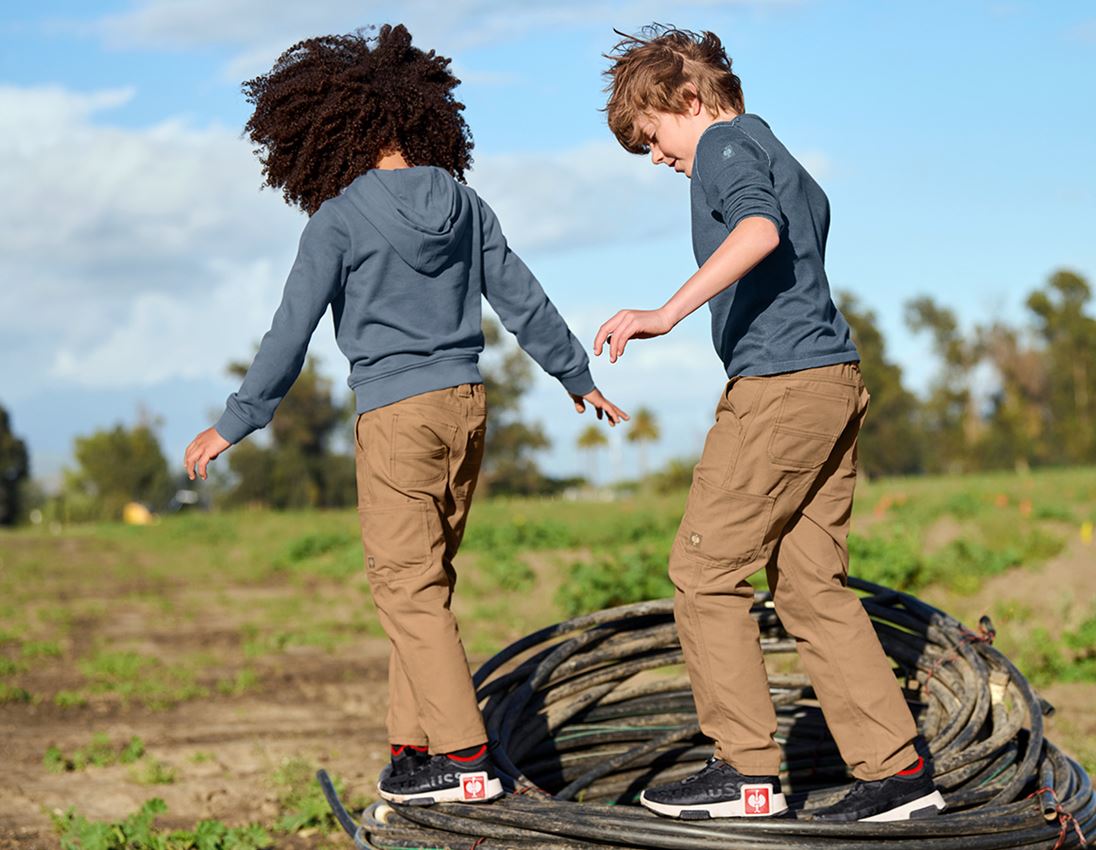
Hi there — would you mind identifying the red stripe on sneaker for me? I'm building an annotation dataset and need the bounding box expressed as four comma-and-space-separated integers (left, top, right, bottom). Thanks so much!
409, 745, 428, 752
447, 744, 487, 763
390, 745, 405, 757
897, 757, 924, 776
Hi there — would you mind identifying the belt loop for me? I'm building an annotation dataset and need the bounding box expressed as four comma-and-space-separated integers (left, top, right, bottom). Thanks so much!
456, 383, 472, 398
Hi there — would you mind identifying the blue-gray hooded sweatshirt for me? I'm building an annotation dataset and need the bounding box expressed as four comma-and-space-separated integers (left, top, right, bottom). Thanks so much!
214, 166, 594, 444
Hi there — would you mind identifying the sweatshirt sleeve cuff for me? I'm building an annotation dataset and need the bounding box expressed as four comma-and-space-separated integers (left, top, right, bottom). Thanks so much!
214, 407, 255, 445
559, 367, 595, 397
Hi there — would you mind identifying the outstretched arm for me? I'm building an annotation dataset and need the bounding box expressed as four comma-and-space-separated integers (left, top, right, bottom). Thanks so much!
479, 197, 627, 425
184, 204, 349, 480
594, 216, 779, 363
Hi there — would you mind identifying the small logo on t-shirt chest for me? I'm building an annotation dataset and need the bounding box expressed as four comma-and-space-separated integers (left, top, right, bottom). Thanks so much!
722, 144, 735, 159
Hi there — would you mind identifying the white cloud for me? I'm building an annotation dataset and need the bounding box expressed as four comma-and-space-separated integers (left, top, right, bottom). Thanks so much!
94, 1, 798, 77
470, 141, 682, 253
0, 81, 701, 400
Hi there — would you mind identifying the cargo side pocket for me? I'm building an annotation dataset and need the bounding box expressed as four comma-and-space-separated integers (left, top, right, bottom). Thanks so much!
359, 503, 437, 584
676, 476, 775, 568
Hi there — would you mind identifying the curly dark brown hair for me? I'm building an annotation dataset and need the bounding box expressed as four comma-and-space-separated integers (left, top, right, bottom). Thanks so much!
243, 24, 474, 215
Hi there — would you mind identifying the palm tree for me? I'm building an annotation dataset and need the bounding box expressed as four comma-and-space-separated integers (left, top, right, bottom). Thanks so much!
626, 407, 660, 480
576, 424, 609, 487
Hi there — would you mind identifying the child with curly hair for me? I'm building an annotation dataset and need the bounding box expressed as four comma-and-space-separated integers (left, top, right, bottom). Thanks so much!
183, 24, 626, 805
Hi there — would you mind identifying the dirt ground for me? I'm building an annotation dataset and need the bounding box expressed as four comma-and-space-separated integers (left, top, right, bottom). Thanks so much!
1, 528, 1093, 848
1, 637, 393, 848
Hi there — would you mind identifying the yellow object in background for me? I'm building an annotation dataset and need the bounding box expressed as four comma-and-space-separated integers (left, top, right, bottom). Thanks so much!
122, 502, 155, 526
1082, 520, 1093, 546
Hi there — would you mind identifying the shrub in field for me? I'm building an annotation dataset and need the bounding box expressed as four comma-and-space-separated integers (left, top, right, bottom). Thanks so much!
557, 549, 673, 617
848, 532, 925, 590
51, 798, 271, 850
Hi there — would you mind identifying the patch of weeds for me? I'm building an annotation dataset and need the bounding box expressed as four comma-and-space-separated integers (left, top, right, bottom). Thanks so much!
0, 682, 31, 703
54, 689, 88, 709
44, 733, 145, 772
270, 758, 368, 834
77, 650, 207, 709
849, 531, 925, 591
129, 758, 177, 785
216, 668, 260, 697
0, 629, 19, 645
22, 640, 63, 659
925, 539, 1021, 595
1033, 502, 1075, 522
51, 797, 271, 850
0, 656, 25, 677
993, 599, 1035, 625
479, 551, 535, 592
943, 491, 987, 520
189, 751, 214, 764
243, 624, 349, 657
274, 531, 361, 580
1007, 627, 1068, 688
1062, 613, 1096, 683
557, 548, 673, 617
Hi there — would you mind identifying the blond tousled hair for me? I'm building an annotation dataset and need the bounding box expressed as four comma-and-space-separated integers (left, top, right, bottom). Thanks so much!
603, 25, 745, 154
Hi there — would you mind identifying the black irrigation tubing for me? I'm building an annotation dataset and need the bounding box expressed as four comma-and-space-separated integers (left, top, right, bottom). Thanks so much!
321, 578, 1094, 849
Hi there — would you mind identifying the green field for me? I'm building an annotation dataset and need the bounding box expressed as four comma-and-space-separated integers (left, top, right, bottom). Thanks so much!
1, 467, 1094, 848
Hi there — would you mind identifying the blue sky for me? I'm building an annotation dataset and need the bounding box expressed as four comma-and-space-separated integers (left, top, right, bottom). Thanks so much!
2, 1, 1094, 488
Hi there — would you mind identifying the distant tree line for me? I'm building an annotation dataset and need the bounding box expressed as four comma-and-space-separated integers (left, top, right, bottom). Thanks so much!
842, 269, 1095, 477
2, 269, 1093, 522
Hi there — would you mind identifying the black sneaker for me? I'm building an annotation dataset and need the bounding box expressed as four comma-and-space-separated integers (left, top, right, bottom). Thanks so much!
639, 758, 788, 819
810, 756, 946, 822
377, 745, 503, 805
378, 744, 430, 785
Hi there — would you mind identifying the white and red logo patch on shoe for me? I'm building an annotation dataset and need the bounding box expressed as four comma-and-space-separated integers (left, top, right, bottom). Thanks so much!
460, 771, 489, 801
743, 784, 772, 815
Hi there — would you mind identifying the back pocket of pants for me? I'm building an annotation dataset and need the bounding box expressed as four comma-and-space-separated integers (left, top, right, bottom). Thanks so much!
390, 414, 453, 486
767, 386, 850, 470
677, 476, 775, 567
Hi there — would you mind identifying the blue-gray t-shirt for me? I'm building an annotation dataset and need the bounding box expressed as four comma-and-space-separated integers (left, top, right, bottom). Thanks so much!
690, 114, 858, 378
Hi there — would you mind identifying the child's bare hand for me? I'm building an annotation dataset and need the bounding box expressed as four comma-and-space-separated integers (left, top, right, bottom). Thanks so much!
594, 307, 674, 363
570, 388, 629, 426
184, 427, 231, 481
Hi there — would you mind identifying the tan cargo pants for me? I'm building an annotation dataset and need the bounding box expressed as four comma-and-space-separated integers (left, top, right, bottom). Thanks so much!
354, 383, 488, 753
669, 362, 918, 781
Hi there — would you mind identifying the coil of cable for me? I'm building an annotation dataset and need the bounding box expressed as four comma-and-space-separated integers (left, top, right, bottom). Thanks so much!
353, 577, 1094, 849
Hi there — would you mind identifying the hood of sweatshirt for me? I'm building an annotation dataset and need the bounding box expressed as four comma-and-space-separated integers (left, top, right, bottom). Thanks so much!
343, 166, 471, 275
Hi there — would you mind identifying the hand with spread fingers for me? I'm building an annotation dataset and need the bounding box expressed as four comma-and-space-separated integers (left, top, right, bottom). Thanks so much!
594, 307, 676, 364
183, 427, 231, 481
569, 388, 630, 426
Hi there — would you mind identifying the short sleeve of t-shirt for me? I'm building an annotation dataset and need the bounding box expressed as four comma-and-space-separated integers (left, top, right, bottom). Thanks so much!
694, 124, 784, 234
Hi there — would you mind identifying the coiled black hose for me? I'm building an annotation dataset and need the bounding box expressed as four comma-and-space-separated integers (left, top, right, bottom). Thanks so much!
346, 578, 1094, 849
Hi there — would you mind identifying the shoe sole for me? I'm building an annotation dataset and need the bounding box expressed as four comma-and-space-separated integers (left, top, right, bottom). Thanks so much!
377, 774, 504, 806
860, 790, 947, 822
640, 785, 789, 819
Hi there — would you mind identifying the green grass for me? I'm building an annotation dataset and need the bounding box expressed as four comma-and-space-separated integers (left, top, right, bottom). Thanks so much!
3, 464, 1094, 811
44, 733, 145, 772
129, 758, 177, 786
269, 758, 368, 835
51, 798, 271, 850
75, 650, 207, 709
